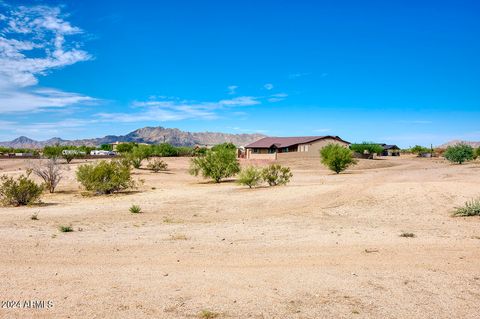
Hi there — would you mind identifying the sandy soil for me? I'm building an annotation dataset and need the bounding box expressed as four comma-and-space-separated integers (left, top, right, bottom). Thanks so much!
0, 156, 479, 318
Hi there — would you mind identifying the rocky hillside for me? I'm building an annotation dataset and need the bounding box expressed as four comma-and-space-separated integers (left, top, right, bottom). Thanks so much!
438, 140, 480, 148
0, 127, 267, 149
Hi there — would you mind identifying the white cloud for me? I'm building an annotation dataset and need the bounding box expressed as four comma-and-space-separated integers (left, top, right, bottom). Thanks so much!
267, 93, 288, 102
227, 85, 238, 95
0, 3, 94, 113
264, 83, 274, 90
98, 96, 261, 123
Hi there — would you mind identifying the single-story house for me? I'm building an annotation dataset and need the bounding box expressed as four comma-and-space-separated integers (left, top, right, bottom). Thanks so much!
379, 144, 401, 156
245, 136, 350, 160
90, 150, 116, 156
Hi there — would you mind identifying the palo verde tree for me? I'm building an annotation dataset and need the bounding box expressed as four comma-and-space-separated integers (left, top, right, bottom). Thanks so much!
189, 144, 240, 183
320, 144, 357, 174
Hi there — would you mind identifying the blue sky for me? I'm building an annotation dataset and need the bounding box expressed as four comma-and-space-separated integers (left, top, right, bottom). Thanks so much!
0, 0, 479, 147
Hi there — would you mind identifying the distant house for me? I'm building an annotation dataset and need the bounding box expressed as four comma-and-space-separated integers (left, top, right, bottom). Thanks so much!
379, 144, 401, 156
245, 136, 350, 160
90, 150, 116, 156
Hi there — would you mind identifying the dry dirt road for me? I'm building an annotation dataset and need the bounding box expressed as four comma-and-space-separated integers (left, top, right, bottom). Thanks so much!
0, 156, 479, 318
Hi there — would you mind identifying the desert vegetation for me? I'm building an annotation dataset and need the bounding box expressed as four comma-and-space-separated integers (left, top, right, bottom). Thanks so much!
29, 158, 64, 193
452, 199, 480, 216
0, 172, 43, 206
444, 143, 475, 164
189, 144, 240, 183
76, 160, 135, 194
320, 144, 357, 174
350, 142, 384, 158
146, 158, 168, 172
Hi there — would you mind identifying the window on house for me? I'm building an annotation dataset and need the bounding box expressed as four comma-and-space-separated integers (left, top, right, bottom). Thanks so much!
268, 148, 276, 154
283, 147, 289, 152
253, 148, 258, 153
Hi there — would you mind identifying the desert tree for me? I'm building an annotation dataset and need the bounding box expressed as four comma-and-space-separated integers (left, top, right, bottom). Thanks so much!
189, 146, 240, 183
29, 158, 65, 193
444, 143, 474, 164
320, 144, 357, 174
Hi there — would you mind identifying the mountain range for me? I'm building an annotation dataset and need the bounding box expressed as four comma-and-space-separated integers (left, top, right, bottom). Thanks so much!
437, 140, 480, 149
0, 127, 267, 149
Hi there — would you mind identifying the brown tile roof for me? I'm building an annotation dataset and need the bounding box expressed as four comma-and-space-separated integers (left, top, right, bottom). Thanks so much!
245, 136, 350, 149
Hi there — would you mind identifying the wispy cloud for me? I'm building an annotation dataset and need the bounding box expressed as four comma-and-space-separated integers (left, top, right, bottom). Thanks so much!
267, 93, 288, 102
227, 85, 238, 95
264, 83, 274, 90
97, 96, 261, 123
0, 3, 94, 113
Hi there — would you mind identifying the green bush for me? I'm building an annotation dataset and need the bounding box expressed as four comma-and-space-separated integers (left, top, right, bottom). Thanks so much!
189, 147, 240, 183
147, 158, 168, 172
129, 204, 142, 214
58, 225, 73, 232
76, 160, 135, 194
151, 143, 179, 157
0, 173, 43, 206
123, 145, 151, 169
237, 166, 263, 188
261, 164, 293, 186
453, 199, 480, 217
211, 142, 237, 152
409, 145, 430, 155
475, 147, 480, 160
444, 143, 474, 164
350, 142, 384, 156
320, 144, 357, 174
115, 143, 136, 153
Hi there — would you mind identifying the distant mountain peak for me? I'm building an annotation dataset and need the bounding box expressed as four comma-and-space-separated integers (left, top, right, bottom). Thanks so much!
0, 126, 267, 149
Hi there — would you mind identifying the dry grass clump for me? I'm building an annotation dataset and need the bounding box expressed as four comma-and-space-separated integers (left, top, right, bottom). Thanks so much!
198, 309, 219, 319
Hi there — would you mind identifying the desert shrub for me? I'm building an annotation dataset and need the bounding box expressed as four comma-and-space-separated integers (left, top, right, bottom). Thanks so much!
58, 225, 73, 232
192, 147, 208, 157
43, 145, 64, 159
151, 143, 179, 157
475, 148, 480, 159
76, 160, 134, 194
123, 146, 151, 169
211, 142, 237, 152
189, 147, 240, 183
129, 204, 142, 214
147, 158, 168, 172
176, 146, 194, 157
261, 164, 293, 186
0, 173, 43, 206
30, 158, 64, 193
100, 144, 113, 151
409, 145, 430, 155
453, 199, 480, 217
237, 166, 263, 188
399, 232, 416, 238
444, 143, 474, 164
350, 142, 384, 156
320, 144, 357, 174
115, 143, 136, 153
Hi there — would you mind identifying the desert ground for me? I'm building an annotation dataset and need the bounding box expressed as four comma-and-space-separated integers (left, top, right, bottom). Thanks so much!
0, 155, 479, 319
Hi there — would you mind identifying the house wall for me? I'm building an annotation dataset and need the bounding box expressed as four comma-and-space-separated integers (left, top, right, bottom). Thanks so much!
245, 149, 277, 160
277, 138, 349, 159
